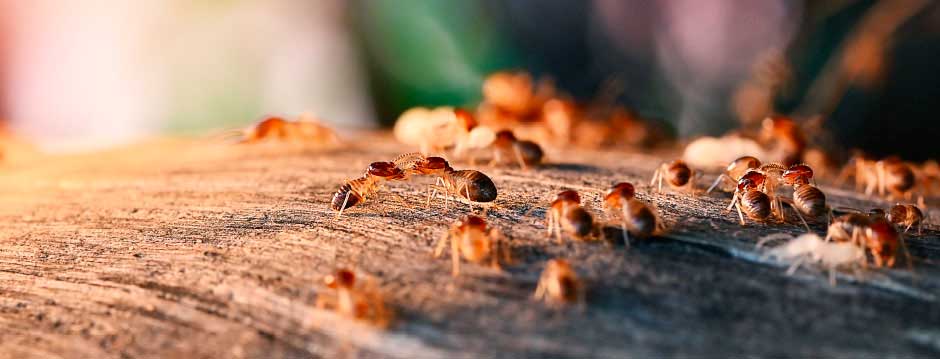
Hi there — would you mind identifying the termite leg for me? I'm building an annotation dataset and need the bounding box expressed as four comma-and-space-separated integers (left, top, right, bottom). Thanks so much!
489, 229, 504, 270
546, 209, 554, 235
621, 205, 630, 248
658, 168, 665, 193
735, 202, 746, 226
726, 191, 739, 212
450, 230, 461, 277
779, 197, 810, 231
464, 185, 473, 212
426, 184, 436, 209
434, 229, 451, 258
707, 174, 730, 194
785, 255, 806, 276
513, 145, 528, 171
335, 190, 352, 220
533, 276, 545, 300
553, 211, 563, 243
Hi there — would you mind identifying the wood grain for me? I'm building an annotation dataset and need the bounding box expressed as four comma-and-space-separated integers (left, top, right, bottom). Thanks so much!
1, 135, 938, 358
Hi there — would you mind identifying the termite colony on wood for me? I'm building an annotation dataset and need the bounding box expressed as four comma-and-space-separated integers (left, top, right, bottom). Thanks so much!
312, 70, 937, 327
643, 114, 935, 284
697, 155, 929, 283
394, 71, 667, 169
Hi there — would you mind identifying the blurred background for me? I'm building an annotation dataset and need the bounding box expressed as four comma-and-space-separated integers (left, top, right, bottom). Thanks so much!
0, 0, 937, 158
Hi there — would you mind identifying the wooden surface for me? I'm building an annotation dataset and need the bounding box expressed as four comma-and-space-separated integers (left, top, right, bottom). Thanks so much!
1, 135, 939, 358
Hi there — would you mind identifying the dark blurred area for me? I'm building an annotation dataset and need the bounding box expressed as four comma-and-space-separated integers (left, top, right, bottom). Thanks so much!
1, 0, 938, 159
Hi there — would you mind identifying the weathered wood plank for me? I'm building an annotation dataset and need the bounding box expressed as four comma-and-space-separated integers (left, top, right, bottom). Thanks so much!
0, 135, 938, 358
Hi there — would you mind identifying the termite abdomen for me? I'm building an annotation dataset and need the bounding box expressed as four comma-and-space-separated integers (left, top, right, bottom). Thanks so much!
331, 182, 363, 211
742, 190, 771, 220
564, 207, 594, 238
450, 170, 498, 202
794, 184, 827, 217
516, 140, 544, 165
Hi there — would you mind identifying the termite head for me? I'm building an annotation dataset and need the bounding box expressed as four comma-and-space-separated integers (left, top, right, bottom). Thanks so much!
738, 170, 765, 191
493, 130, 517, 148
325, 269, 356, 289
242, 116, 288, 142
727, 156, 762, 180
552, 190, 582, 208
368, 161, 406, 180
888, 204, 922, 225
604, 182, 636, 209
867, 220, 899, 267
454, 108, 477, 132
456, 215, 491, 261
256, 116, 287, 130
667, 160, 692, 187
783, 164, 814, 185
458, 214, 488, 232
414, 156, 452, 175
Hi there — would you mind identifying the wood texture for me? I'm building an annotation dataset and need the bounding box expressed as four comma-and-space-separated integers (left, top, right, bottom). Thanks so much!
1, 135, 939, 358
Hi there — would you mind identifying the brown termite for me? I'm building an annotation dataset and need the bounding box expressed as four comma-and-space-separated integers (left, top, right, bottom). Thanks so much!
434, 215, 511, 277
727, 172, 772, 226
759, 116, 805, 166
650, 160, 695, 193
316, 268, 393, 328
918, 160, 940, 196
489, 130, 545, 170
533, 259, 584, 306
427, 161, 498, 212
330, 161, 408, 218
546, 190, 599, 242
603, 182, 662, 245
780, 164, 829, 228
481, 71, 541, 116
825, 214, 902, 268
707, 156, 762, 193
836, 154, 919, 200
388, 153, 498, 212
887, 204, 925, 235
835, 152, 879, 193
877, 158, 917, 200
756, 163, 788, 220
235, 114, 339, 145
